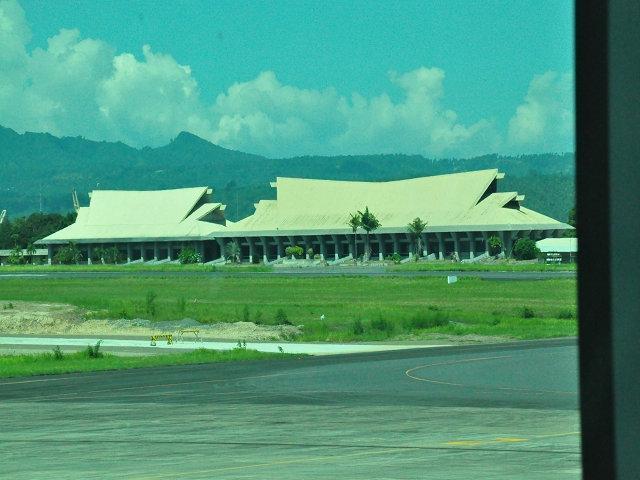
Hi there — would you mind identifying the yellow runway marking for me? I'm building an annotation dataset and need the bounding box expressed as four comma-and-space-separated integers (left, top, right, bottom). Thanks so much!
445, 431, 579, 448
446, 440, 484, 446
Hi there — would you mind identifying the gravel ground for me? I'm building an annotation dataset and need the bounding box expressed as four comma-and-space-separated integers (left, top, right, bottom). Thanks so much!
0, 301, 301, 341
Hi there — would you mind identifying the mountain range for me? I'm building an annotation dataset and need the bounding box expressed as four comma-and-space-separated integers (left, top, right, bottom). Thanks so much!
0, 126, 575, 223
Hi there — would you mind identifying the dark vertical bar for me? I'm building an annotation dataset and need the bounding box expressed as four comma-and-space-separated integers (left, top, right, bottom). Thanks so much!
575, 1, 615, 479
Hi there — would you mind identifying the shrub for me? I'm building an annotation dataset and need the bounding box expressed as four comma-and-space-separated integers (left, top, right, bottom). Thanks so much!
178, 247, 201, 264
242, 305, 250, 322
352, 318, 365, 335
54, 242, 83, 264
521, 306, 536, 318
370, 316, 395, 335
275, 308, 291, 325
96, 246, 123, 264
285, 245, 304, 258
52, 346, 64, 360
306, 247, 314, 258
145, 291, 157, 317
254, 310, 264, 324
558, 309, 575, 319
405, 311, 449, 330
512, 238, 541, 260
488, 235, 502, 256
3, 302, 14, 310
7, 245, 24, 265
386, 252, 402, 264
85, 340, 103, 358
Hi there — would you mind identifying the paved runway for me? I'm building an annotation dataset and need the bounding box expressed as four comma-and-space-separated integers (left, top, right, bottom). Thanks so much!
0, 268, 576, 281
0, 339, 580, 479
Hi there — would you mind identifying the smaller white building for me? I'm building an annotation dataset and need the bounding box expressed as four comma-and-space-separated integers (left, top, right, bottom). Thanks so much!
536, 237, 577, 263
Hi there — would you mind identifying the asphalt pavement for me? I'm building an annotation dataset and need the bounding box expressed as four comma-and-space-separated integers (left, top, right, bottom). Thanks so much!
0, 339, 580, 479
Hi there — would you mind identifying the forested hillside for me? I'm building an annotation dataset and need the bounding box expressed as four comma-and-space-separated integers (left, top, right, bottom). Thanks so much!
0, 126, 575, 223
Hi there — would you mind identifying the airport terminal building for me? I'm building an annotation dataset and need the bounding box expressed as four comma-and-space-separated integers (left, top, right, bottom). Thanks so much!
36, 169, 572, 264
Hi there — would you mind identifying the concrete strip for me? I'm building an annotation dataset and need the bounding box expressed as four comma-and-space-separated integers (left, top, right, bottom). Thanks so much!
0, 336, 449, 355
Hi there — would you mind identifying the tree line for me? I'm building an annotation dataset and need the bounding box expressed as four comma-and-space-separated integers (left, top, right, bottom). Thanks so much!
0, 212, 76, 249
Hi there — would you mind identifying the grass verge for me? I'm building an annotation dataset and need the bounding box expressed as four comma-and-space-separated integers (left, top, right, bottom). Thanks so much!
0, 275, 577, 342
0, 347, 301, 379
0, 261, 574, 273
388, 261, 576, 272
0, 264, 272, 273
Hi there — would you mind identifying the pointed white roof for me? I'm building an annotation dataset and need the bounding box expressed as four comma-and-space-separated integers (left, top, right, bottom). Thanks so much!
38, 187, 227, 244
226, 169, 570, 235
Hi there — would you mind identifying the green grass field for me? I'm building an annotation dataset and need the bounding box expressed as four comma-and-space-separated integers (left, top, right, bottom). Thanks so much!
0, 260, 574, 273
0, 263, 270, 272
0, 347, 298, 379
0, 275, 577, 341
389, 261, 576, 272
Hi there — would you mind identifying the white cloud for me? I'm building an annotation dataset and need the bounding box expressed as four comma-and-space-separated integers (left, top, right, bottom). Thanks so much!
507, 71, 574, 152
210, 71, 345, 156
0, 0, 573, 157
97, 45, 212, 146
209, 67, 496, 157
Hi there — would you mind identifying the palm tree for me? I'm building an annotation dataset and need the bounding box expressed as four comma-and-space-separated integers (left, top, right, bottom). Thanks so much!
358, 206, 381, 261
225, 242, 241, 263
347, 212, 361, 260
407, 217, 428, 257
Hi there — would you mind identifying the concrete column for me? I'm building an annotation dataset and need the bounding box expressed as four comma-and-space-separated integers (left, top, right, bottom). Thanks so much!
126, 243, 132, 263
331, 234, 340, 259
139, 243, 145, 262
167, 243, 173, 261
421, 233, 429, 257
436, 233, 445, 260
215, 238, 225, 260
318, 235, 326, 260
47, 245, 53, 265
482, 232, 490, 256
403, 233, 413, 259
451, 232, 460, 258
153, 242, 159, 261
466, 232, 475, 259
87, 245, 92, 265
302, 236, 312, 259
391, 233, 400, 255
260, 236, 269, 263
275, 237, 284, 259
247, 237, 255, 263
499, 231, 510, 257
376, 234, 386, 261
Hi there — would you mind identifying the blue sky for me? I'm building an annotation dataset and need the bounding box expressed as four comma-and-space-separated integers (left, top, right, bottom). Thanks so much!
1, 0, 574, 158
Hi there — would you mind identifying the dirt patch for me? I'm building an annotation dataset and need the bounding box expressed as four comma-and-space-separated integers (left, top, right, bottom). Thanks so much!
0, 301, 301, 341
